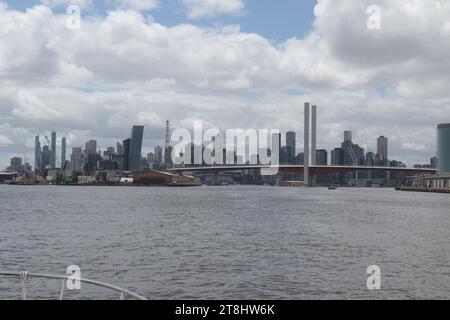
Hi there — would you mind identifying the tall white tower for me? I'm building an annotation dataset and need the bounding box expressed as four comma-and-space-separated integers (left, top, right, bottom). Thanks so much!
311, 105, 317, 165
304, 103, 310, 187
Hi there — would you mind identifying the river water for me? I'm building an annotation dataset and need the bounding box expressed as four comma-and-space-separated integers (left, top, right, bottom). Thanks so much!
0, 185, 449, 300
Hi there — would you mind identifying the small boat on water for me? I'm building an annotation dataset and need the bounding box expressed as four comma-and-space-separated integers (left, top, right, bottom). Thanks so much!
328, 186, 338, 190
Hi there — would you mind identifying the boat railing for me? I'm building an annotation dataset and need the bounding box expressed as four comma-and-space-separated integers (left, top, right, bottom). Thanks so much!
0, 271, 148, 300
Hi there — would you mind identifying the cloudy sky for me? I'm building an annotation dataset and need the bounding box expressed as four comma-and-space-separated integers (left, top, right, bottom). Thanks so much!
1, 0, 449, 169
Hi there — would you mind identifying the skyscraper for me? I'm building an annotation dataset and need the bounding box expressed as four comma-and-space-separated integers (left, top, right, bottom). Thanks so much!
286, 131, 296, 164
377, 136, 388, 161
129, 125, 144, 171
85, 140, 97, 155
316, 149, 328, 165
272, 132, 282, 162
344, 131, 352, 142
34, 135, 41, 173
154, 146, 163, 165
71, 147, 83, 172
331, 148, 343, 165
50, 131, 56, 169
431, 156, 438, 169
122, 138, 131, 171
341, 132, 364, 166
61, 137, 66, 168
116, 141, 123, 155
41, 145, 51, 170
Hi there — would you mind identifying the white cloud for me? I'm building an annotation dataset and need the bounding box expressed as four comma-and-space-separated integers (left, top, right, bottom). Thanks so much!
114, 0, 158, 11
0, 134, 13, 147
182, 0, 244, 19
40, 0, 93, 9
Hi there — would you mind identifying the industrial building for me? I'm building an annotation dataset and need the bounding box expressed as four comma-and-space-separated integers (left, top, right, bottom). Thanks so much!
133, 170, 198, 186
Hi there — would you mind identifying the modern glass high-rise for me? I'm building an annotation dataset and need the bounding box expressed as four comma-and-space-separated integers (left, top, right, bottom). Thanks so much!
122, 139, 131, 170
116, 142, 123, 155
344, 131, 352, 142
71, 147, 83, 172
129, 125, 144, 171
85, 140, 97, 154
50, 131, 56, 169
286, 131, 296, 164
316, 149, 328, 165
272, 132, 282, 162
41, 145, 51, 170
154, 146, 163, 165
377, 136, 388, 161
35, 135, 41, 172
61, 137, 66, 168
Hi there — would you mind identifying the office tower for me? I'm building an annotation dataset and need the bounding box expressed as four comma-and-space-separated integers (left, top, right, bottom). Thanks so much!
342, 131, 364, 166
129, 125, 144, 171
316, 149, 328, 165
140, 156, 149, 171
331, 148, 344, 165
286, 131, 296, 164
280, 146, 288, 164
431, 156, 438, 169
10, 157, 22, 168
344, 131, 352, 142
34, 135, 41, 173
297, 152, 305, 165
86, 153, 99, 173
61, 137, 66, 168
377, 136, 388, 161
304, 103, 310, 187
41, 145, 51, 170
272, 132, 282, 163
311, 105, 317, 165
103, 147, 115, 160
365, 152, 375, 166
154, 146, 163, 165
116, 142, 123, 155
147, 152, 154, 168
85, 140, 97, 155
122, 138, 131, 171
71, 147, 83, 172
50, 131, 56, 169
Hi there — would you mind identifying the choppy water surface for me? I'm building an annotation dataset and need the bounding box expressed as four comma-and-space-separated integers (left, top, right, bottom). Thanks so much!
0, 185, 449, 299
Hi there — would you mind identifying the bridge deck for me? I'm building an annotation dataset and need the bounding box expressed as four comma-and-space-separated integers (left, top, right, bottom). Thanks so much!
169, 165, 437, 175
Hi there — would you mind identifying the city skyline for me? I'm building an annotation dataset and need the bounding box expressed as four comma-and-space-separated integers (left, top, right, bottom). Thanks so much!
7, 119, 438, 174
1, 1, 449, 169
